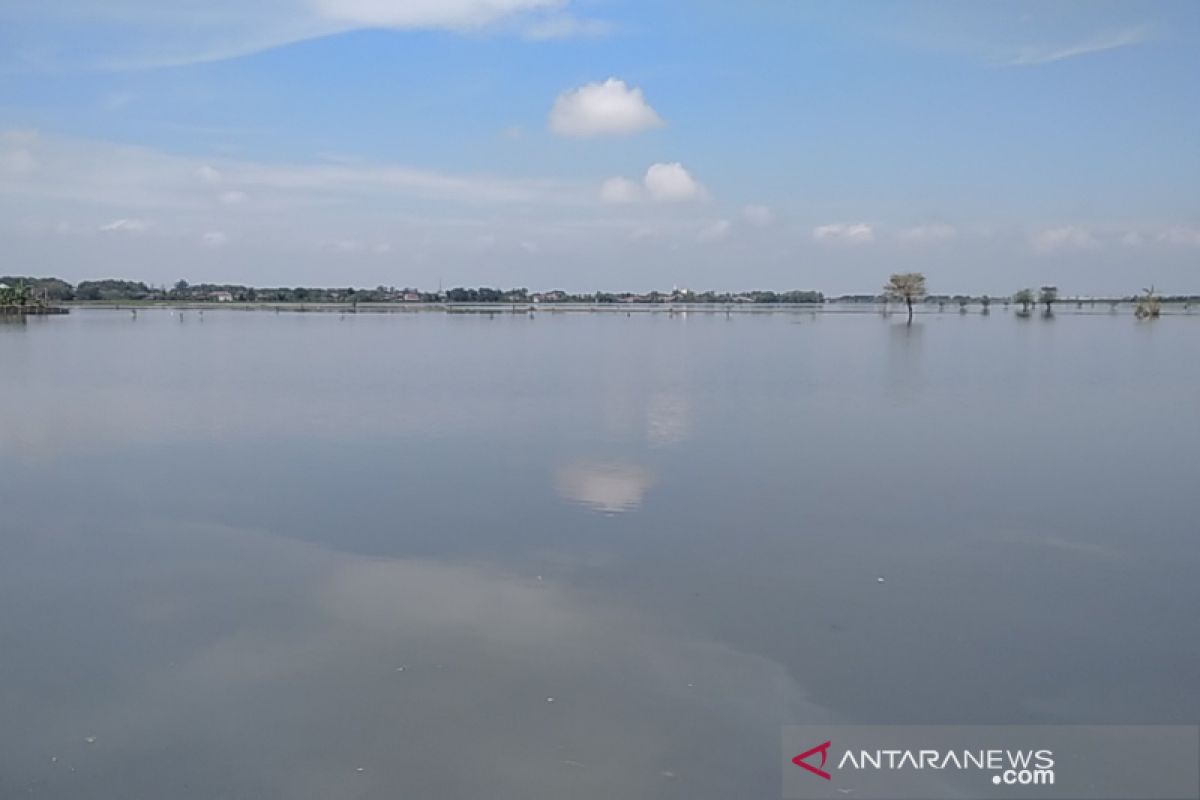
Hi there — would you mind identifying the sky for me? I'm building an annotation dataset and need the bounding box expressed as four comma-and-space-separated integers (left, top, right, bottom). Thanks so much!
1, 0, 1198, 294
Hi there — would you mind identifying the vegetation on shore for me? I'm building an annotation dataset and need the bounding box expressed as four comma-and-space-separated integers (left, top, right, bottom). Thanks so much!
3, 275, 1195, 314
0, 280, 68, 313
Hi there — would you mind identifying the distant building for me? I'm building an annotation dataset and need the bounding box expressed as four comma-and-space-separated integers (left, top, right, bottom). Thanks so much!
211, 291, 234, 302
402, 292, 422, 302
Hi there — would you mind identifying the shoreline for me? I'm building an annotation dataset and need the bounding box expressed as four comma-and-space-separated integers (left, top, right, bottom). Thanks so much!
58, 300, 1197, 316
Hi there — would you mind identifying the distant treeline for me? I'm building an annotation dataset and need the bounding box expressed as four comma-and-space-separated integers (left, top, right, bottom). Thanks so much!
4, 276, 1198, 306
1, 277, 824, 305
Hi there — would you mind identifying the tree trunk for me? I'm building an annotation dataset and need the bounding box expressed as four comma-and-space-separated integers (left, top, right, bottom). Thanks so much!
905, 297, 913, 324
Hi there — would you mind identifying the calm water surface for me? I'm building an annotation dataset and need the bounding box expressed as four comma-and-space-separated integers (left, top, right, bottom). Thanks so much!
2, 308, 1198, 798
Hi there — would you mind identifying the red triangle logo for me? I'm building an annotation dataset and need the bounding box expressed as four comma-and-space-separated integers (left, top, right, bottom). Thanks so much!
792, 740, 832, 780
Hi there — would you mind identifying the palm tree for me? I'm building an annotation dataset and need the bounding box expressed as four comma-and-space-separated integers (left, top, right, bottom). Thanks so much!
884, 272, 927, 324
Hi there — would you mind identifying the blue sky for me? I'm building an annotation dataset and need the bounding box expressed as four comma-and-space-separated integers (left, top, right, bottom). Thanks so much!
1, 0, 1198, 293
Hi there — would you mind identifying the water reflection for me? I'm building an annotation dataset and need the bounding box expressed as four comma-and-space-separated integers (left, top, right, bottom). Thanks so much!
645, 392, 691, 447
0, 517, 827, 799
555, 461, 656, 513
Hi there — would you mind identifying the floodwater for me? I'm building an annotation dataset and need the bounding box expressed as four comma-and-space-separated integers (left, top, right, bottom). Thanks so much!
2, 308, 1197, 798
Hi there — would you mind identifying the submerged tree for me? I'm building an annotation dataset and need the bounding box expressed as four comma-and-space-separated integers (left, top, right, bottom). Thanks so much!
1039, 285, 1058, 314
1134, 286, 1162, 320
1013, 288, 1035, 314
884, 272, 927, 324
981, 295, 991, 315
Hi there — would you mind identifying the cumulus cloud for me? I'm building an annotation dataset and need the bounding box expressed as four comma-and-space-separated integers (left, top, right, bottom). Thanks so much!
1031, 225, 1097, 253
898, 223, 956, 243
812, 222, 874, 244
643, 162, 704, 203
549, 78, 664, 137
697, 219, 731, 243
742, 205, 773, 227
99, 218, 151, 233
599, 162, 706, 204
201, 231, 229, 247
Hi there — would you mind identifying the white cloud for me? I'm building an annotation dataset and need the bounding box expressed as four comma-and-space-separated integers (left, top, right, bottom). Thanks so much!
99, 218, 150, 233
0, 1, 592, 70
201, 231, 229, 247
697, 220, 731, 243
898, 223, 956, 243
313, 0, 560, 29
742, 205, 773, 227
600, 162, 707, 205
1031, 225, 1097, 253
812, 222, 874, 244
599, 176, 641, 204
643, 162, 704, 203
549, 78, 665, 137
0, 131, 587, 214
1005, 25, 1151, 66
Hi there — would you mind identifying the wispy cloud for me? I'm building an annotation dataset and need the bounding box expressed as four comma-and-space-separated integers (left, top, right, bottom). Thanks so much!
1030, 225, 1097, 253
99, 218, 151, 233
813, 222, 874, 244
0, 130, 588, 211
0, 0, 601, 71
1004, 25, 1151, 66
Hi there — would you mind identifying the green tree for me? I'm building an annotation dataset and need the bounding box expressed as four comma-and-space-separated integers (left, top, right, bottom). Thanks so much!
884, 272, 927, 324
1039, 285, 1058, 313
1013, 288, 1035, 313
